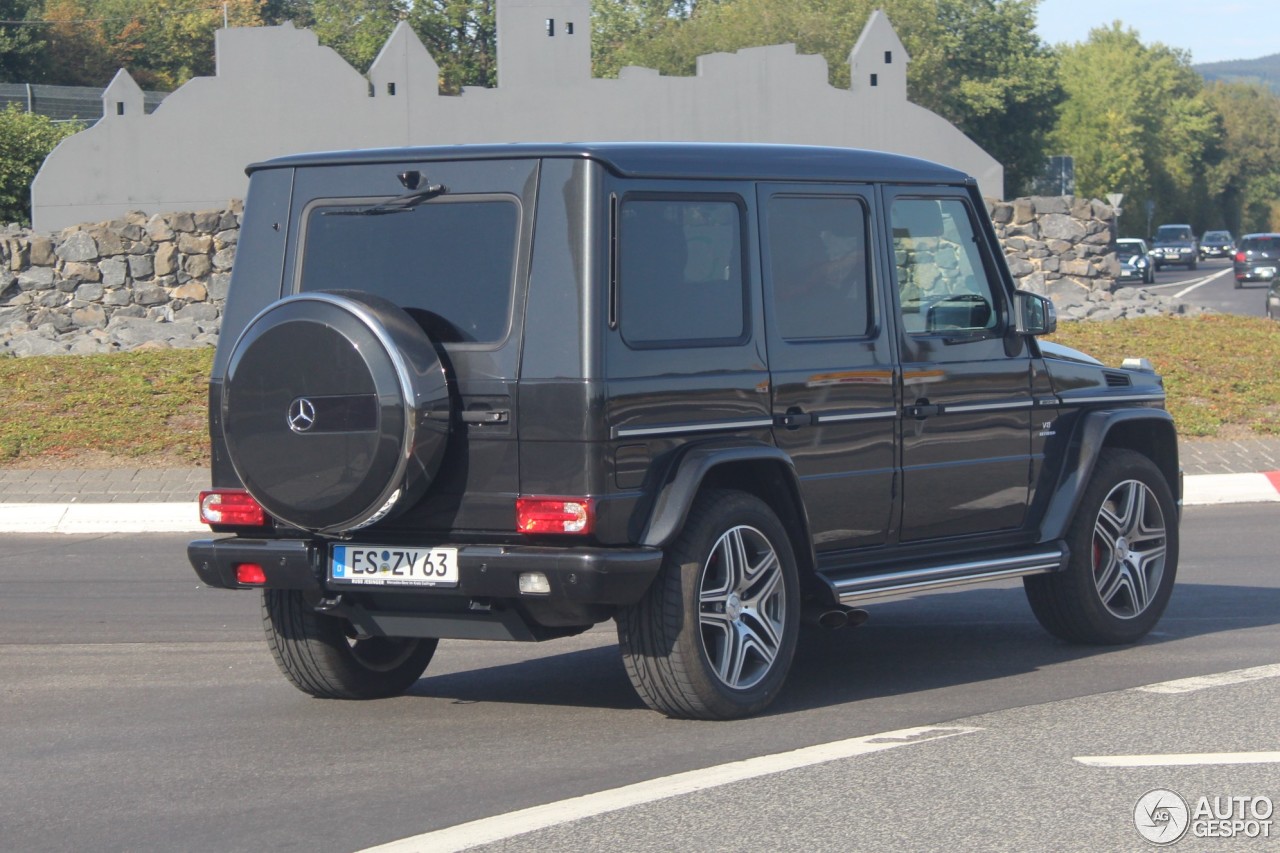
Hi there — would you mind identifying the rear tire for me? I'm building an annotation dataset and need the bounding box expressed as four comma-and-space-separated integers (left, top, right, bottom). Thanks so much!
1024, 449, 1178, 645
263, 590, 436, 699
617, 490, 800, 719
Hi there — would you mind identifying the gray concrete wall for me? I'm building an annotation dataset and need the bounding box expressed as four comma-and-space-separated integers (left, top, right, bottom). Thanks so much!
31, 3, 1002, 232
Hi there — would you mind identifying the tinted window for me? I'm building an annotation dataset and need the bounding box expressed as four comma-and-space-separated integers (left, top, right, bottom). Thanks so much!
299, 197, 519, 344
892, 198, 999, 335
1204, 231, 1231, 241
767, 196, 871, 340
618, 197, 746, 347
1242, 236, 1280, 252
1156, 226, 1193, 241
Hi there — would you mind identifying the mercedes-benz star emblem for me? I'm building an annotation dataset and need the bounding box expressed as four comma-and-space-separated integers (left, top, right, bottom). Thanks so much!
287, 397, 317, 433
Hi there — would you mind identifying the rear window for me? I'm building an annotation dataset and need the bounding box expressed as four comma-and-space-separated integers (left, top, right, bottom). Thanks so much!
298, 196, 519, 344
1242, 236, 1280, 252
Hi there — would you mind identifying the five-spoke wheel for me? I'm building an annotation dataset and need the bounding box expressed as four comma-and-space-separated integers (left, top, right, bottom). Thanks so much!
618, 489, 800, 719
1025, 448, 1178, 644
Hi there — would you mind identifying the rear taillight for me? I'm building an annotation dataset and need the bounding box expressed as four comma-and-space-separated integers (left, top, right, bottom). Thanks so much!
516, 497, 594, 535
1236, 251, 1247, 262
199, 490, 267, 526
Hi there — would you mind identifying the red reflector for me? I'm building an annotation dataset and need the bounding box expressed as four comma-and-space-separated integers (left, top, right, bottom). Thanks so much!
199, 490, 267, 526
516, 497, 593, 535
235, 563, 267, 585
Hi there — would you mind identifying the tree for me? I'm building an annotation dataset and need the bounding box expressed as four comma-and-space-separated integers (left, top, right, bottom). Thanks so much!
1202, 81, 1280, 234
406, 0, 496, 92
308, 0, 406, 73
32, 0, 266, 88
0, 0, 45, 82
1052, 24, 1220, 234
587, 0, 1062, 197
0, 104, 82, 225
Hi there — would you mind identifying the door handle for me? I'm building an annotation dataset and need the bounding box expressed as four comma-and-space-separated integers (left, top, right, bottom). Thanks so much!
460, 409, 510, 425
905, 401, 941, 419
777, 408, 814, 429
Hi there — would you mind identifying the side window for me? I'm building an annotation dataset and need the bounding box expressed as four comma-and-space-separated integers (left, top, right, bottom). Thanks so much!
891, 198, 999, 335
767, 196, 871, 340
618, 197, 747, 347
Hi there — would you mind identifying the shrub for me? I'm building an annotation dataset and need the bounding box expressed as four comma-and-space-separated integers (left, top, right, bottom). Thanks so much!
0, 104, 82, 226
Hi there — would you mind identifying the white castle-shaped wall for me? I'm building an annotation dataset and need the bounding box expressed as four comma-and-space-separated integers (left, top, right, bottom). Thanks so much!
31, 4, 1002, 231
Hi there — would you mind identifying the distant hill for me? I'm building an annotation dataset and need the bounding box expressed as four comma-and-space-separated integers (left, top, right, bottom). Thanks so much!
1195, 53, 1280, 94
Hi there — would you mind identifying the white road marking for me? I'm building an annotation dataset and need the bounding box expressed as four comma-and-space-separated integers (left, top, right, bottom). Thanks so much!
0, 502, 206, 533
1182, 473, 1280, 505
358, 725, 981, 853
1172, 266, 1232, 299
1076, 752, 1280, 768
1132, 662, 1280, 694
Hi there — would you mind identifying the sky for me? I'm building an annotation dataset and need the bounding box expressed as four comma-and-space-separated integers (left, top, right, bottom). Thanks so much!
1035, 0, 1280, 64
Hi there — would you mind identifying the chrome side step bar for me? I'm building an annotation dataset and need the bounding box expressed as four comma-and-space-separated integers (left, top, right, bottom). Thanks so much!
830, 547, 1067, 605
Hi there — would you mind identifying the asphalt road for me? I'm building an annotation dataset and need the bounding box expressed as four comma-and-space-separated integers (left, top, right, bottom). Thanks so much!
2, 505, 1278, 852
1146, 256, 1269, 317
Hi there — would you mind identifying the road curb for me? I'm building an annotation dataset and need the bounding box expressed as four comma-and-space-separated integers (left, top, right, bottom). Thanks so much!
1, 472, 1277, 534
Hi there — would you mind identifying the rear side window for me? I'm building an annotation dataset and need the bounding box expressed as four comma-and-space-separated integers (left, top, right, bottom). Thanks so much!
299, 196, 519, 344
617, 197, 747, 347
766, 195, 871, 340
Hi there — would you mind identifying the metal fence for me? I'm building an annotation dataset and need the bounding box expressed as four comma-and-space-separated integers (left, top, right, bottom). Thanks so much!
0, 83, 167, 122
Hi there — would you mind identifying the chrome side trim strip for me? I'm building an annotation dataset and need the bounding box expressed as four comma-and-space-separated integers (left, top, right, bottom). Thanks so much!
816, 409, 898, 424
614, 418, 774, 439
831, 549, 1066, 605
942, 400, 1035, 414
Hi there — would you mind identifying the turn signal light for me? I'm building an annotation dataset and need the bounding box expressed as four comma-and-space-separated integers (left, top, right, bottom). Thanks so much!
516, 497, 593, 535
235, 563, 267, 585
199, 490, 267, 526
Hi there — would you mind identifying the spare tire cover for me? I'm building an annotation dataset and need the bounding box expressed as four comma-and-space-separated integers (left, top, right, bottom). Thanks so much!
222, 290, 451, 533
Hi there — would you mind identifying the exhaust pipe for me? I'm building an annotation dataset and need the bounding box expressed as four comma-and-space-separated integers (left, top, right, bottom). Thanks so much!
802, 603, 870, 630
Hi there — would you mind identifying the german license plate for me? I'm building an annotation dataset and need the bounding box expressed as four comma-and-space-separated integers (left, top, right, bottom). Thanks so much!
330, 545, 459, 587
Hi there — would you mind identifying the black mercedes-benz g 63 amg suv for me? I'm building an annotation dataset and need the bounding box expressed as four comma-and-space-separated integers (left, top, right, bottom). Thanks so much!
189, 143, 1180, 720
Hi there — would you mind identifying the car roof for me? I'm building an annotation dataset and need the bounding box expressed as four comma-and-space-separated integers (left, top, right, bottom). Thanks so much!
246, 142, 971, 185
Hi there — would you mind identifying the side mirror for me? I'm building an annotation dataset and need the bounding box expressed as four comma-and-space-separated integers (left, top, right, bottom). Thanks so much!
1015, 290, 1056, 336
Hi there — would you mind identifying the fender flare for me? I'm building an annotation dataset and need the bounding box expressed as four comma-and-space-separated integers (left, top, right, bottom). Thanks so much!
1038, 408, 1179, 543
639, 441, 811, 554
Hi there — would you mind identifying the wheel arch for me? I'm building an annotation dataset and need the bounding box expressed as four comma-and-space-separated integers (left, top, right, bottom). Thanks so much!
639, 442, 819, 590
1039, 408, 1180, 543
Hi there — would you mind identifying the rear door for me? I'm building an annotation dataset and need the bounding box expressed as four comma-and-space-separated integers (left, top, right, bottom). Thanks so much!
883, 187, 1034, 542
287, 158, 538, 534
758, 184, 896, 551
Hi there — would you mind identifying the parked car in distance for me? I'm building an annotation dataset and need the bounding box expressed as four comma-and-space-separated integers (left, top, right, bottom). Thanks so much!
1116, 238, 1155, 284
1200, 230, 1235, 260
1233, 233, 1280, 289
1151, 223, 1199, 270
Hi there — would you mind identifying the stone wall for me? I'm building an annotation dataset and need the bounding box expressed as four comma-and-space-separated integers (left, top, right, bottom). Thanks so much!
1, 205, 237, 356
1, 195, 1189, 357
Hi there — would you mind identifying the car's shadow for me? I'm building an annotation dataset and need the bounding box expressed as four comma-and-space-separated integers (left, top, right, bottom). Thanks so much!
405, 581, 1280, 714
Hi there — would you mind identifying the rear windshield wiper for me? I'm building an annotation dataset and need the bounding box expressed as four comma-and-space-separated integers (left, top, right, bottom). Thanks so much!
322, 183, 449, 217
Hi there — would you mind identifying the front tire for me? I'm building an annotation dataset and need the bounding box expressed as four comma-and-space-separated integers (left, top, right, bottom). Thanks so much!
263, 590, 437, 699
1024, 449, 1178, 645
617, 490, 800, 719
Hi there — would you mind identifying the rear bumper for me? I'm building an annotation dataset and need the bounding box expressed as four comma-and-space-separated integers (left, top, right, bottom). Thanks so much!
187, 536, 664, 607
